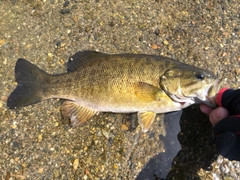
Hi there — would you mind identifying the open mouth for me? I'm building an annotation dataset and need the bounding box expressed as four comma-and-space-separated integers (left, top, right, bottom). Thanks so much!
207, 78, 224, 98
202, 78, 224, 108
165, 78, 224, 108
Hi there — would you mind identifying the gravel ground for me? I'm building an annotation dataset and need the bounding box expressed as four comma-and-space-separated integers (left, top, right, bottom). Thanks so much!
0, 0, 240, 179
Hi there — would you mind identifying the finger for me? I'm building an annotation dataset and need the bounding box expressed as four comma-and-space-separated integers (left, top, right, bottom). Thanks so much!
209, 107, 229, 127
200, 104, 214, 115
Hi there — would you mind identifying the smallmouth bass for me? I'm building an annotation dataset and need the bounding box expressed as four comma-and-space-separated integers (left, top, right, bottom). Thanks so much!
7, 51, 222, 132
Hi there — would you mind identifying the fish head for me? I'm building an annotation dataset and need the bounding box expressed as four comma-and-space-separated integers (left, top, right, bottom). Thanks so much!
160, 66, 223, 108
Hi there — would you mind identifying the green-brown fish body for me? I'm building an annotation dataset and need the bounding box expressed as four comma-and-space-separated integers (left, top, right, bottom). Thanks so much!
7, 51, 222, 132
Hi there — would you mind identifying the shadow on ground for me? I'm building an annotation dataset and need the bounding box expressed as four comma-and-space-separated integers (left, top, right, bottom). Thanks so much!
137, 105, 219, 180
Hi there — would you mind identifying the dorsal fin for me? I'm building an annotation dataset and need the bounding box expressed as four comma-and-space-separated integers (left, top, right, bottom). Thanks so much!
67, 51, 108, 72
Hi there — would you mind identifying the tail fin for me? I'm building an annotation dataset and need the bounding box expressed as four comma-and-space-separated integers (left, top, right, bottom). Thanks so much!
7, 59, 50, 109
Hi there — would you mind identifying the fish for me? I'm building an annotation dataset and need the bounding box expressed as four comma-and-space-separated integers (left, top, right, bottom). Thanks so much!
7, 51, 222, 132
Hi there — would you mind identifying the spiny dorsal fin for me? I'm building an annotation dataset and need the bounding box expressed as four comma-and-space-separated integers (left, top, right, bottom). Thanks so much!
67, 51, 108, 72
61, 100, 99, 127
138, 111, 156, 132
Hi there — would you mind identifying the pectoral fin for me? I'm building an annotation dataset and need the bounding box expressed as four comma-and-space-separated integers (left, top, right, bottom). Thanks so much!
138, 111, 156, 132
135, 82, 167, 102
61, 100, 98, 127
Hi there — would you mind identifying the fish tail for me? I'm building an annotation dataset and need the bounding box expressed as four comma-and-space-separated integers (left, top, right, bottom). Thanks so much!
7, 58, 50, 109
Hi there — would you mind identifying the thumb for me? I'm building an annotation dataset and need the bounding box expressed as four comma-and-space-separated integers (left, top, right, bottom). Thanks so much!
209, 107, 229, 127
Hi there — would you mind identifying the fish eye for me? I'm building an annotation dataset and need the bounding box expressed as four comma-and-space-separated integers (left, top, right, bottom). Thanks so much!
196, 73, 205, 80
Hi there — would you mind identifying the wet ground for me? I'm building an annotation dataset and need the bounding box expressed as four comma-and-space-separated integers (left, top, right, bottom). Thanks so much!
0, 0, 240, 179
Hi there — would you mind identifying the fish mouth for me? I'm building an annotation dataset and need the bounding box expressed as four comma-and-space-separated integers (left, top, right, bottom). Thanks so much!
203, 78, 224, 107
207, 78, 224, 98
166, 78, 224, 108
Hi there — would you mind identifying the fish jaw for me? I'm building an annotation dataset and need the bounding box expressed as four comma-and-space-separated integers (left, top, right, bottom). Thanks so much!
199, 78, 224, 108
164, 78, 224, 108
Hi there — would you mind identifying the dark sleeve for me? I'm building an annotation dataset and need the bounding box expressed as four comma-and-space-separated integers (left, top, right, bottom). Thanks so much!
214, 88, 240, 161
214, 116, 240, 161
216, 88, 240, 115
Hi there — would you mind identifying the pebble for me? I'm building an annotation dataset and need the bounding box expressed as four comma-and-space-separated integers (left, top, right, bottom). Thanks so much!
38, 134, 42, 142
53, 169, 60, 178
73, 158, 79, 170
101, 130, 109, 138
11, 124, 17, 129
0, 39, 5, 46
60, 9, 71, 14
163, 40, 169, 46
38, 168, 44, 173
55, 122, 59, 127
151, 44, 161, 50
3, 59, 7, 65
63, 1, 70, 7
212, 173, 220, 180
120, 124, 128, 131
114, 164, 118, 169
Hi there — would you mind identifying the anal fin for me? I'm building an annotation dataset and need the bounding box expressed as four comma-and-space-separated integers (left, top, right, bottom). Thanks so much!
61, 100, 98, 127
137, 111, 156, 132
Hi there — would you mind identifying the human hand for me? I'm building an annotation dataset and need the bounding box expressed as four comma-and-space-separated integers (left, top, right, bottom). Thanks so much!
200, 104, 229, 127
200, 88, 240, 161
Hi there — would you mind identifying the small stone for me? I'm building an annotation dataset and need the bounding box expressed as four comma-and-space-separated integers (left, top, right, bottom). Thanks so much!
38, 134, 42, 142
101, 130, 109, 138
151, 44, 161, 50
235, 69, 240, 75
83, 175, 88, 180
1, 96, 8, 102
163, 40, 168, 46
154, 28, 160, 36
204, 46, 210, 50
46, 53, 53, 62
55, 41, 61, 48
55, 122, 59, 127
53, 169, 60, 178
63, 1, 70, 7
11, 124, 17, 129
0, 39, 5, 47
85, 168, 90, 175
121, 124, 128, 131
38, 168, 44, 173
3, 59, 7, 65
22, 163, 27, 168
60, 9, 71, 14
73, 159, 79, 170
84, 146, 88, 151
85, 26, 91, 32
48, 53, 53, 58
0, 101, 2, 108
